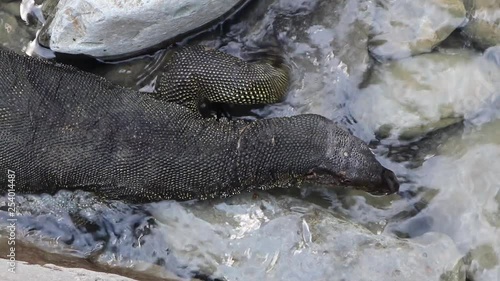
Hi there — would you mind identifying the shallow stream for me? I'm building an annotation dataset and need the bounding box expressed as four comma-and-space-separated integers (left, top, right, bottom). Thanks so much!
0, 0, 499, 280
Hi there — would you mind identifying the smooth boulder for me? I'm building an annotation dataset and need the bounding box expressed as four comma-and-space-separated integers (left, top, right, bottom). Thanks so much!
349, 49, 500, 140
39, 0, 248, 58
391, 124, 500, 281
368, 0, 466, 61
462, 0, 500, 48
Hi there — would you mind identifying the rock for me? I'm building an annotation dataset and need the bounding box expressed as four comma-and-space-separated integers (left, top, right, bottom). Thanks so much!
208, 0, 374, 124
149, 195, 465, 281
389, 129, 500, 281
0, 190, 466, 281
39, 0, 249, 58
368, 0, 466, 61
462, 0, 500, 49
0, 258, 136, 281
93, 48, 170, 91
266, 0, 373, 119
437, 119, 500, 160
348, 49, 500, 141
0, 10, 36, 54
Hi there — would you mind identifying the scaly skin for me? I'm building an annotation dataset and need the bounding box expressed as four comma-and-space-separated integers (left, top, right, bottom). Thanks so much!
0, 47, 398, 202
155, 45, 290, 111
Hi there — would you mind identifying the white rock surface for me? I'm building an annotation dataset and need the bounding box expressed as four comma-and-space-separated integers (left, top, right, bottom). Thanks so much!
349, 49, 500, 140
368, 0, 466, 61
43, 0, 244, 58
396, 132, 500, 281
148, 195, 465, 281
2, 188, 466, 281
0, 258, 136, 281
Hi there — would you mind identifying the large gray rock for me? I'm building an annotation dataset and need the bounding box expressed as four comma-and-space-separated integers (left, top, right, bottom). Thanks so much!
39, 0, 248, 58
349, 49, 500, 140
462, 0, 500, 48
391, 124, 500, 281
368, 0, 466, 61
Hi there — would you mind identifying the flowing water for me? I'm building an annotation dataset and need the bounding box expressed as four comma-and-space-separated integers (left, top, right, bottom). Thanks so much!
0, 0, 499, 280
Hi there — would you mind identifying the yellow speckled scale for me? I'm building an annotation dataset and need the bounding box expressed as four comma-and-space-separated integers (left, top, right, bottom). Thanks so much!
155, 45, 290, 111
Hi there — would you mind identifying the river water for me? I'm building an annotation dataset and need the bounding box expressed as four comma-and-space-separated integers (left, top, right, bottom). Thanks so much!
0, 0, 499, 281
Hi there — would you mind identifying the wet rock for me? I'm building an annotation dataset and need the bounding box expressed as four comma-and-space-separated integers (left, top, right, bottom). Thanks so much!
39, 0, 249, 58
2, 1, 23, 17
0, 191, 197, 280
368, 0, 466, 61
0, 258, 136, 281
438, 119, 500, 159
0, 9, 35, 53
19, 0, 45, 25
389, 126, 500, 281
349, 49, 500, 141
207, 0, 374, 126
150, 194, 465, 281
462, 0, 500, 49
0, 191, 465, 281
92, 49, 170, 91
383, 123, 464, 167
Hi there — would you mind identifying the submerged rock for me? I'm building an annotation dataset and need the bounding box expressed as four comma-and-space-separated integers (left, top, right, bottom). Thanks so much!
389, 122, 500, 281
39, 0, 250, 58
152, 195, 465, 281
349, 49, 500, 141
368, 0, 466, 61
0, 191, 466, 281
207, 0, 374, 125
0, 4, 37, 54
462, 0, 500, 49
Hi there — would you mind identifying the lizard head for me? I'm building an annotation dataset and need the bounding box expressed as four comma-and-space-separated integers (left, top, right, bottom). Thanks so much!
306, 123, 399, 195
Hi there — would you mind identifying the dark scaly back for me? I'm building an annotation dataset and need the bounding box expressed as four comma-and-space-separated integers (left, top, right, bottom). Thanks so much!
0, 47, 397, 202
0, 48, 234, 201
154, 45, 290, 111
0, 47, 307, 202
